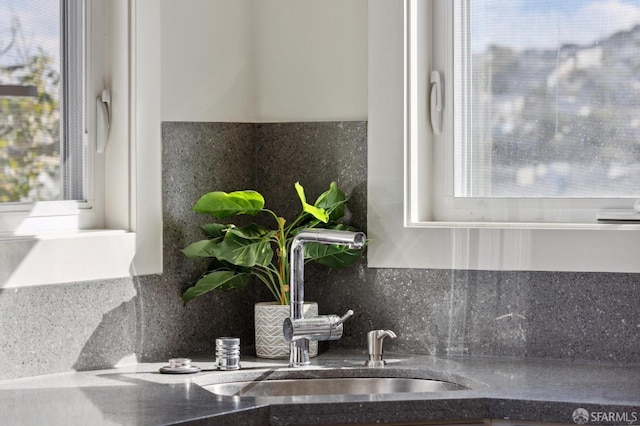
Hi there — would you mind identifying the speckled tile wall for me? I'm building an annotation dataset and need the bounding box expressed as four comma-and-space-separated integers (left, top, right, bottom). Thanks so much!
0, 278, 138, 380
1, 121, 638, 381
136, 122, 270, 362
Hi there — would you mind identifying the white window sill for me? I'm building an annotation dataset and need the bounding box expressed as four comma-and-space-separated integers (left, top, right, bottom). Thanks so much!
368, 216, 640, 272
0, 230, 136, 288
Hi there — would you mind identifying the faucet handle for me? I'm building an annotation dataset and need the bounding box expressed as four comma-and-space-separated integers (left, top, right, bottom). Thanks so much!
326, 309, 354, 341
366, 329, 397, 367
333, 309, 354, 327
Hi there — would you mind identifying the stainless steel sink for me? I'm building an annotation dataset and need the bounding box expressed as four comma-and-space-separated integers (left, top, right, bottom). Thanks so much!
205, 377, 467, 397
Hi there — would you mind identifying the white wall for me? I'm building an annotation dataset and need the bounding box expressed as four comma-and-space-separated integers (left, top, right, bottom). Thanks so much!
161, 0, 368, 122
161, 0, 254, 122
252, 0, 368, 121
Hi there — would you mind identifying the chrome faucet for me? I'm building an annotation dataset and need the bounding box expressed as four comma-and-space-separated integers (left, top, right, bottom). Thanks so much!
283, 228, 366, 367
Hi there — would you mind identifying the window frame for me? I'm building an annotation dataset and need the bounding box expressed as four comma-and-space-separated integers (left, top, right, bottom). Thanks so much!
367, 0, 640, 273
0, 0, 102, 233
0, 0, 162, 288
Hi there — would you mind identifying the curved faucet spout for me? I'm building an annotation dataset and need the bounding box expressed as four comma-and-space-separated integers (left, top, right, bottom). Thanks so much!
293, 229, 366, 249
290, 229, 365, 321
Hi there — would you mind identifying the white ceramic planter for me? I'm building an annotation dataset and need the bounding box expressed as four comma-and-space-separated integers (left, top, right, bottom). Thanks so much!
254, 301, 318, 359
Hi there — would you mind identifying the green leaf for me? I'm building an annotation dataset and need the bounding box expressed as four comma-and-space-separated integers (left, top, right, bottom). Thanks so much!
314, 181, 346, 221
215, 232, 274, 267
305, 243, 364, 269
182, 271, 250, 303
193, 190, 265, 219
294, 182, 329, 223
200, 223, 229, 238
182, 239, 218, 258
226, 223, 274, 240
206, 258, 242, 273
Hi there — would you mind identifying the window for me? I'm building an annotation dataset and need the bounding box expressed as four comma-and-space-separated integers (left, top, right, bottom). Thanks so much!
457, 0, 640, 199
0, 0, 85, 203
367, 0, 640, 272
430, 0, 640, 223
0, 0, 162, 287
0, 0, 103, 233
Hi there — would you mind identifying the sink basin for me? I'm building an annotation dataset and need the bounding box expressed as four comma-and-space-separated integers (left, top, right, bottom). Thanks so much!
205, 377, 467, 397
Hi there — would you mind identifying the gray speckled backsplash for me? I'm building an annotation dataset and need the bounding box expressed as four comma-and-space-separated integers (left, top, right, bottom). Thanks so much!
1, 121, 638, 381
0, 278, 138, 379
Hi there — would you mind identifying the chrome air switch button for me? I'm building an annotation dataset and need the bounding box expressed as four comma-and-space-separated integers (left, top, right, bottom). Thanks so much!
159, 358, 201, 374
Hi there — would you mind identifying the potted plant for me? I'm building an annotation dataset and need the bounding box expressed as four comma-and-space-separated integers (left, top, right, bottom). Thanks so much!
182, 181, 365, 358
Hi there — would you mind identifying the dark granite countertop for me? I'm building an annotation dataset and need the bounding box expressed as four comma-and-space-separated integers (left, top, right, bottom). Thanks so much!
0, 350, 638, 425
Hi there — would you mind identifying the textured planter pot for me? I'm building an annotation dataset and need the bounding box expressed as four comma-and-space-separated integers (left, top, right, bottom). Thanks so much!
254, 301, 319, 359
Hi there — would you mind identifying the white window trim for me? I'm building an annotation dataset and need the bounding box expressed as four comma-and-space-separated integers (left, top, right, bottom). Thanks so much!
367, 0, 640, 273
0, 0, 162, 288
